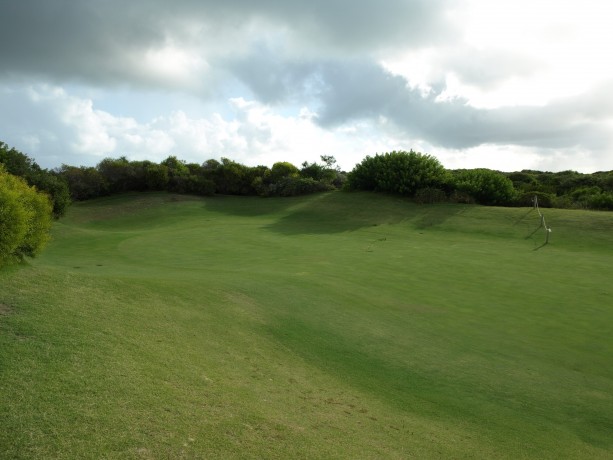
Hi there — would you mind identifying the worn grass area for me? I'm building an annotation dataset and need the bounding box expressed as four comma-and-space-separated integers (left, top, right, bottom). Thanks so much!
1, 191, 612, 459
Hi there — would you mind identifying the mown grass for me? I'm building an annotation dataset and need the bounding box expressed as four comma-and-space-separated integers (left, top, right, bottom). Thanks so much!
1, 191, 612, 459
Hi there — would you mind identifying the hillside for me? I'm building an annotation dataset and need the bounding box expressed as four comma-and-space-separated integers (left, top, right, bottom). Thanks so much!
1, 191, 612, 459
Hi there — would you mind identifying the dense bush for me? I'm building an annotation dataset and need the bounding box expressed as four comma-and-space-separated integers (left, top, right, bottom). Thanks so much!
453, 169, 516, 205
347, 150, 449, 196
0, 165, 53, 266
570, 186, 613, 210
587, 191, 613, 210
58, 165, 109, 200
0, 142, 70, 217
273, 177, 334, 196
514, 191, 554, 208
4, 138, 613, 211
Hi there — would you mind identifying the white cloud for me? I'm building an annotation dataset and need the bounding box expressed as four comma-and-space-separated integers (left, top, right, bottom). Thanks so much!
383, 0, 613, 109
0, 84, 408, 170
1, 1, 612, 173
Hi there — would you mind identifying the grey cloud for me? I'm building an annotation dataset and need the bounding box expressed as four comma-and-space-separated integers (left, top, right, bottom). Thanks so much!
0, 0, 456, 88
312, 59, 613, 152
0, 2, 165, 84
222, 42, 317, 104
2, 1, 610, 170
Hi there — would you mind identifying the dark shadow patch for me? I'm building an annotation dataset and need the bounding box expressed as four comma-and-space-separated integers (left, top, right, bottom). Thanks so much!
203, 194, 301, 217
263, 192, 413, 235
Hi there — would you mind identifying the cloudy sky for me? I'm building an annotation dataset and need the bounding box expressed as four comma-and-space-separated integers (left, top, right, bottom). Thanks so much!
1, 0, 612, 173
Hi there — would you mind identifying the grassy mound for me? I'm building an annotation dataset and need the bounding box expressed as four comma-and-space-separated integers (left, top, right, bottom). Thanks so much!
1, 192, 612, 458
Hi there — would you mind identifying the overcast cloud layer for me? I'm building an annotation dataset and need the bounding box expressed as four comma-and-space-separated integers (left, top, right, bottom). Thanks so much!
1, 0, 612, 172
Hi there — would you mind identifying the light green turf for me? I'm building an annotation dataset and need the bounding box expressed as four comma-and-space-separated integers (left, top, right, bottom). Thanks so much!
1, 191, 612, 459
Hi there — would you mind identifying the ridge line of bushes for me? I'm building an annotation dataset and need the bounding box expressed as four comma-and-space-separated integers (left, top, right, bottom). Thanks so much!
3, 142, 613, 213
3, 142, 613, 266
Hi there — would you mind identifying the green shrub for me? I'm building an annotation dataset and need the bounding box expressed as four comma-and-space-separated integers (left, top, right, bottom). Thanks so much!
0, 166, 53, 265
1, 141, 70, 217
347, 150, 449, 196
514, 191, 555, 208
454, 169, 516, 206
588, 192, 613, 210
273, 177, 334, 196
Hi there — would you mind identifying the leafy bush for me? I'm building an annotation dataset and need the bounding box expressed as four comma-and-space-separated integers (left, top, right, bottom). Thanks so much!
272, 177, 334, 196
514, 191, 555, 208
0, 166, 53, 265
347, 150, 449, 196
1, 142, 70, 217
569, 186, 613, 210
58, 165, 109, 200
453, 169, 516, 205
270, 162, 299, 182
587, 191, 613, 210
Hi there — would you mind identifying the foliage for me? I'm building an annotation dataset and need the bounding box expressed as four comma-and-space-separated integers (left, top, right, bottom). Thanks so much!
207, 158, 255, 195
514, 190, 555, 208
58, 165, 109, 200
453, 168, 516, 205
270, 161, 299, 182
300, 155, 343, 186
96, 157, 134, 193
0, 165, 53, 265
347, 150, 449, 196
0, 142, 70, 217
273, 176, 334, 196
5, 138, 613, 210
571, 186, 613, 210
505, 169, 613, 209
144, 162, 169, 191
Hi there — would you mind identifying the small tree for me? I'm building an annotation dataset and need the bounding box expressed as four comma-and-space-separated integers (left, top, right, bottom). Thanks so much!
300, 155, 340, 185
270, 162, 299, 183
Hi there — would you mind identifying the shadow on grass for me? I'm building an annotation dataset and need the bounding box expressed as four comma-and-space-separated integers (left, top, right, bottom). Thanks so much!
412, 204, 467, 230
202, 194, 305, 217
267, 319, 439, 412
513, 208, 536, 226
202, 191, 476, 235
263, 192, 467, 235
532, 241, 549, 251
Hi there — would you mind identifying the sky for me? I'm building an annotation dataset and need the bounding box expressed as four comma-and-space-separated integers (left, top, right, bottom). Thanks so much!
1, 0, 612, 173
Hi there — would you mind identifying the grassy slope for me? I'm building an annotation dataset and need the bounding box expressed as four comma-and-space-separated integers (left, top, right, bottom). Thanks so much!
1, 192, 612, 459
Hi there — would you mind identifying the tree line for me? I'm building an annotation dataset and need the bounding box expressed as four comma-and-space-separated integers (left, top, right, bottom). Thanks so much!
57, 154, 345, 201
2, 141, 613, 266
347, 150, 613, 209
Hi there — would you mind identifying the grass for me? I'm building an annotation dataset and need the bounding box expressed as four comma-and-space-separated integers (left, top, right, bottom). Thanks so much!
1, 191, 612, 459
